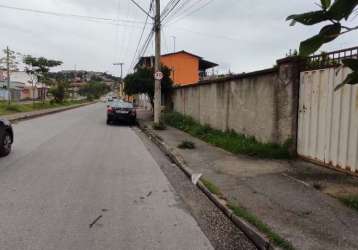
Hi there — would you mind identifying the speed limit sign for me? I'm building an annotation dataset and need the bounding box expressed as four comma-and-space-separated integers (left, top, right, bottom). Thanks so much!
154, 71, 163, 80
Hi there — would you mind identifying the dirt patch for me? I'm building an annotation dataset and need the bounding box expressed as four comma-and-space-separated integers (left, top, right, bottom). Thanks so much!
289, 161, 358, 202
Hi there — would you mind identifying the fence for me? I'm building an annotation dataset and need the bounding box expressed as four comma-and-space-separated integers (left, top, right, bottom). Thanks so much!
172, 57, 300, 145
298, 46, 358, 173
303, 46, 358, 71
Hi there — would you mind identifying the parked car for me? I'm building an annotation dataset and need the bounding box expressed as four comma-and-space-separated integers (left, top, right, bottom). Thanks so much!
107, 101, 136, 125
0, 118, 13, 157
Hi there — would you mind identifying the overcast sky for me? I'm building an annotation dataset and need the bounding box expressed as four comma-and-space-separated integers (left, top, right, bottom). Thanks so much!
0, 0, 357, 76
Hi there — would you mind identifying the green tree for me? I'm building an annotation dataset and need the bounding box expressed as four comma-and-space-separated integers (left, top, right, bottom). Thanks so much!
79, 81, 110, 100
124, 65, 173, 108
0, 47, 20, 104
49, 81, 66, 103
287, 0, 358, 88
23, 56, 62, 103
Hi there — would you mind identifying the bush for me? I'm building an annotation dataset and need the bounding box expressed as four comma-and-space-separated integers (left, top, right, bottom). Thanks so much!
178, 140, 196, 149
50, 83, 65, 103
339, 196, 358, 212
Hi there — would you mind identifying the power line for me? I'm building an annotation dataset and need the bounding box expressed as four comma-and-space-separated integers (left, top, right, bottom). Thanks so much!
113, 0, 122, 62
134, 31, 154, 69
129, 0, 154, 72
179, 0, 215, 20
0, 3, 147, 25
128, 0, 154, 19
162, 0, 203, 25
161, 0, 183, 22
165, 0, 215, 26
162, 0, 194, 24
128, 0, 194, 73
121, 0, 136, 74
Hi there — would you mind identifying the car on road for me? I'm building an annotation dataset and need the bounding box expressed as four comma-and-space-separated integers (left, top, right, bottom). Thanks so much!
106, 97, 114, 107
107, 101, 136, 125
0, 118, 13, 157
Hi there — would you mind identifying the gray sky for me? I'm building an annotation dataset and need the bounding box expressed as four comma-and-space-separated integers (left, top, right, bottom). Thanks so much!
0, 0, 357, 76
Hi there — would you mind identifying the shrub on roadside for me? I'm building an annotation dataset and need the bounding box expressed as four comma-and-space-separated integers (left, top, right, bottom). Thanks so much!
50, 83, 66, 103
339, 196, 358, 212
178, 140, 196, 149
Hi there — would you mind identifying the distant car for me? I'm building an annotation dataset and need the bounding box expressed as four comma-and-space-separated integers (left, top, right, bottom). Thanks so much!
0, 118, 13, 157
106, 98, 114, 107
107, 101, 136, 125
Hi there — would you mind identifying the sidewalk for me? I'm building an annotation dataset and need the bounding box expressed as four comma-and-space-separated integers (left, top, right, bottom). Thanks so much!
137, 110, 358, 250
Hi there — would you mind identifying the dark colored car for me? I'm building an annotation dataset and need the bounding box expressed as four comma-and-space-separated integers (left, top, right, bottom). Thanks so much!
0, 118, 13, 157
107, 101, 136, 125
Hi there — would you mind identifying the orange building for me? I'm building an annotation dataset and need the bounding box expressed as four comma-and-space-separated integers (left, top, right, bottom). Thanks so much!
136, 51, 218, 86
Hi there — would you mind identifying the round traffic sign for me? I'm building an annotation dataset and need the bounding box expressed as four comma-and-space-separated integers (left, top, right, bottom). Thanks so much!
154, 71, 163, 80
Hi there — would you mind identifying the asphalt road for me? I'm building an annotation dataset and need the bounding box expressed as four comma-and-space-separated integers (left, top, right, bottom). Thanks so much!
0, 103, 214, 250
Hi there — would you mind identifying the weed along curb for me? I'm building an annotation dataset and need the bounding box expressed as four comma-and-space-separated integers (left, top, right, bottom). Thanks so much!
4, 102, 97, 123
138, 121, 274, 250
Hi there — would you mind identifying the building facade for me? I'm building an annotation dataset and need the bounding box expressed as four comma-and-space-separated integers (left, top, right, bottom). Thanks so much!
136, 51, 218, 86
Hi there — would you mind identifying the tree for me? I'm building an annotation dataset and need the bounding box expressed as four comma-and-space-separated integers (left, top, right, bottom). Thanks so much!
0, 47, 20, 104
49, 81, 66, 103
124, 65, 173, 108
287, 0, 358, 88
78, 81, 110, 100
23, 56, 62, 103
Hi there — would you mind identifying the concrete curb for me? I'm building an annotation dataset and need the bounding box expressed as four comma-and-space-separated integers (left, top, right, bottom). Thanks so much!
4, 102, 97, 123
137, 121, 274, 250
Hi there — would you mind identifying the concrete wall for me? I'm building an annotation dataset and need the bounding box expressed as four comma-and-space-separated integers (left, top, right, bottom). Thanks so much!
172, 58, 300, 145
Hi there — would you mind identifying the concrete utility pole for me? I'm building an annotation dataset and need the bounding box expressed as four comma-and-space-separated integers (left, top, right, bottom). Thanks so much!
6, 46, 10, 105
171, 36, 176, 83
130, 0, 161, 122
154, 0, 161, 124
113, 62, 124, 97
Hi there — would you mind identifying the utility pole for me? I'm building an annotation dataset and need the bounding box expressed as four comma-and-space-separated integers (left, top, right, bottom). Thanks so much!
6, 46, 10, 105
129, 0, 161, 123
154, 0, 161, 124
113, 62, 124, 97
171, 36, 176, 83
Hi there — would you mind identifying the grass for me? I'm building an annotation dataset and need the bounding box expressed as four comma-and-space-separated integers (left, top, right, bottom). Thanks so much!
162, 112, 292, 159
0, 99, 88, 116
201, 178, 223, 197
228, 201, 295, 250
201, 175, 294, 249
178, 140, 196, 149
339, 195, 358, 212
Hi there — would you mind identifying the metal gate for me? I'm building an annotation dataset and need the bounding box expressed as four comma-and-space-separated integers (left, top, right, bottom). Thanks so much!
298, 47, 358, 173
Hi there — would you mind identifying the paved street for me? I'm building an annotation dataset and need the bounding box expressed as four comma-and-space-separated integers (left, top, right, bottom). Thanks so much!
0, 103, 214, 250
